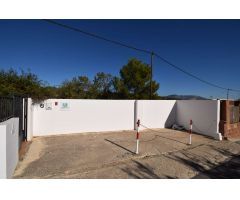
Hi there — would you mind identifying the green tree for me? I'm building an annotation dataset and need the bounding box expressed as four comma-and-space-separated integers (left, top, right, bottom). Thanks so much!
41, 85, 59, 99
0, 68, 47, 99
0, 58, 161, 100
112, 77, 128, 99
58, 76, 92, 99
92, 72, 114, 99
116, 58, 160, 99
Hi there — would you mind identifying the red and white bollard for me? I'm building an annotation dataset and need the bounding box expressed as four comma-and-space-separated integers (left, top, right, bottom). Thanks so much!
136, 119, 140, 154
188, 119, 193, 145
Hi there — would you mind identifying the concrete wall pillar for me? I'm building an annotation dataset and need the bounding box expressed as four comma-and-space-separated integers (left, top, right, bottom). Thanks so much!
0, 125, 7, 178
216, 100, 222, 140
27, 98, 33, 141
0, 118, 19, 179
134, 100, 138, 130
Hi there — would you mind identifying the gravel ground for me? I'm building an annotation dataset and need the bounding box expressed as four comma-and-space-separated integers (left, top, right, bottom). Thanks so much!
13, 129, 240, 179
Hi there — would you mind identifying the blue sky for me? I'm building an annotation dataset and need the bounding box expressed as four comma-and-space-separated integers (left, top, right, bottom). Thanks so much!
0, 19, 240, 99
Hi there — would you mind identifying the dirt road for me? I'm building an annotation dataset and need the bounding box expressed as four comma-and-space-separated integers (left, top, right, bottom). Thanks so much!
13, 129, 240, 178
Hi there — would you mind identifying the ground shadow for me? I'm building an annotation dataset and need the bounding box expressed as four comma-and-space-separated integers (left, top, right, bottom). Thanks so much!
121, 160, 160, 179
104, 139, 135, 154
139, 125, 187, 145
193, 155, 240, 178
165, 145, 240, 179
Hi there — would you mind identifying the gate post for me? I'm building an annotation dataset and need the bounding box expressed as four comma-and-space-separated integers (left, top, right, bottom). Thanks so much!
136, 119, 140, 154
134, 100, 138, 130
26, 98, 33, 141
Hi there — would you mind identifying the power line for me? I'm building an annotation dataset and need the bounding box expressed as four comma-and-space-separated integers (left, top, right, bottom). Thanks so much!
43, 19, 151, 54
43, 19, 240, 93
154, 53, 240, 92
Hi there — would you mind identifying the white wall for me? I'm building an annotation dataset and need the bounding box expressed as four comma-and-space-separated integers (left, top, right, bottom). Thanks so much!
33, 99, 135, 136
0, 125, 6, 178
27, 98, 33, 141
29, 99, 221, 140
137, 100, 176, 130
0, 118, 19, 178
176, 100, 221, 140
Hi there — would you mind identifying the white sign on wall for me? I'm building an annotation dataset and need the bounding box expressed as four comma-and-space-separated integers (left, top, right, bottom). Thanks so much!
60, 102, 70, 110
45, 102, 52, 110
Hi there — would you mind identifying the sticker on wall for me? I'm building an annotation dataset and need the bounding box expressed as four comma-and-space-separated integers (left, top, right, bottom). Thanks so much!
45, 102, 52, 110
60, 102, 70, 110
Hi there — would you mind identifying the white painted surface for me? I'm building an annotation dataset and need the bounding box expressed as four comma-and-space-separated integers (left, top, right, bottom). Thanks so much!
29, 99, 221, 140
27, 98, 33, 141
176, 100, 221, 139
0, 118, 19, 178
136, 139, 139, 154
134, 100, 138, 130
33, 99, 135, 136
137, 100, 176, 130
216, 100, 222, 140
0, 125, 6, 178
188, 134, 192, 145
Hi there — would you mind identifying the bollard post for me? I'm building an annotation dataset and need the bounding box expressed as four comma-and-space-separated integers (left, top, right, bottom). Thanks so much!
136, 119, 140, 154
188, 119, 193, 145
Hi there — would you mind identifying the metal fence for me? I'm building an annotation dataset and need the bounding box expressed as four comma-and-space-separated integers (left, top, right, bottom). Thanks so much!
0, 96, 25, 122
0, 96, 26, 145
0, 96, 15, 122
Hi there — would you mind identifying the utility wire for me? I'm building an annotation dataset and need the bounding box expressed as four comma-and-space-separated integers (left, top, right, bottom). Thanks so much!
154, 53, 240, 92
43, 19, 151, 54
43, 19, 240, 93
